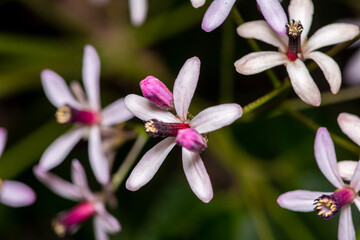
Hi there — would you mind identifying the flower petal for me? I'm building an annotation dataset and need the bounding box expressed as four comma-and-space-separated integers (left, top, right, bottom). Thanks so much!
0, 128, 7, 157
338, 112, 360, 147
89, 126, 109, 184
314, 127, 344, 188
126, 137, 176, 191
306, 51, 341, 94
182, 148, 213, 203
344, 49, 360, 86
338, 205, 355, 240
94, 213, 121, 240
305, 23, 360, 53
71, 160, 91, 197
101, 98, 133, 126
286, 59, 321, 106
41, 69, 81, 109
236, 20, 287, 51
338, 160, 358, 181
191, 0, 205, 8
129, 0, 148, 26
288, 0, 314, 42
0, 180, 36, 207
173, 57, 200, 121
95, 204, 121, 233
277, 190, 330, 212
257, 0, 288, 35
235, 51, 287, 75
350, 161, 360, 192
83, 45, 101, 111
201, 0, 236, 32
125, 94, 179, 123
353, 197, 360, 212
190, 103, 242, 134
39, 127, 85, 171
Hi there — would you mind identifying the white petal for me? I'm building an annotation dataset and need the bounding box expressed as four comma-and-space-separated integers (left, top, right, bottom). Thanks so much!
182, 148, 213, 203
277, 190, 330, 212
236, 20, 287, 51
89, 126, 109, 184
101, 98, 133, 126
256, 0, 288, 35
83, 45, 101, 111
0, 128, 7, 157
0, 180, 36, 207
126, 137, 176, 191
305, 23, 360, 53
129, 0, 148, 26
94, 216, 109, 240
344, 49, 360, 86
201, 0, 236, 32
350, 161, 360, 192
306, 51, 341, 94
95, 204, 121, 233
288, 0, 314, 42
338, 160, 358, 181
173, 57, 200, 121
314, 127, 344, 188
33, 165, 82, 201
41, 69, 81, 109
191, 0, 205, 8
125, 94, 180, 123
338, 205, 355, 240
286, 59, 321, 106
190, 103, 242, 134
338, 112, 360, 147
353, 197, 360, 212
39, 127, 85, 170
71, 160, 91, 196
235, 51, 287, 75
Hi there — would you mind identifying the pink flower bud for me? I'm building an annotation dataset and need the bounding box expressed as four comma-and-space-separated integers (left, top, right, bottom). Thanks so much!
176, 128, 207, 153
140, 76, 174, 110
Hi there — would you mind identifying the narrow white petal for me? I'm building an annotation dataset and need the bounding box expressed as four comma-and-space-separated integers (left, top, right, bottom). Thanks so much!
190, 103, 242, 134
71, 160, 91, 196
83, 45, 101, 111
338, 160, 358, 181
94, 216, 109, 240
191, 0, 205, 8
314, 127, 344, 188
237, 20, 287, 51
95, 204, 121, 233
0, 180, 36, 207
129, 0, 148, 26
256, 0, 288, 35
306, 51, 341, 94
350, 161, 360, 192
182, 148, 213, 203
338, 205, 355, 240
41, 69, 81, 109
288, 0, 314, 42
305, 23, 360, 53
277, 190, 330, 212
201, 0, 236, 32
101, 98, 133, 126
286, 60, 321, 106
173, 57, 200, 121
39, 127, 85, 170
126, 137, 176, 191
125, 94, 180, 123
0, 128, 7, 157
353, 197, 360, 212
235, 51, 287, 75
344, 49, 360, 86
338, 112, 360, 146
89, 126, 109, 184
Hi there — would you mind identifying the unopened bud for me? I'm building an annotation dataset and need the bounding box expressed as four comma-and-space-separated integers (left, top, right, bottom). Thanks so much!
140, 76, 174, 110
176, 128, 207, 153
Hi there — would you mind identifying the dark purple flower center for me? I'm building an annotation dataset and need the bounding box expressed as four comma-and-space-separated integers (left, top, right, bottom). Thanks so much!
145, 119, 190, 138
286, 20, 303, 61
56, 105, 100, 125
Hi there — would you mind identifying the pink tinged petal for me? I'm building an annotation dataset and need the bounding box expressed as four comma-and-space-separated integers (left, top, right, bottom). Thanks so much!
129, 0, 148, 26
277, 190, 330, 212
101, 98, 133, 126
0, 180, 36, 207
190, 103, 242, 134
182, 149, 213, 203
344, 49, 360, 86
39, 127, 85, 171
89, 126, 109, 184
306, 51, 341, 94
235, 51, 287, 75
236, 21, 287, 51
338, 113, 360, 147
173, 57, 200, 121
338, 160, 358, 181
0, 128, 7, 157
41, 69, 81, 109
257, 0, 288, 35
83, 45, 101, 111
288, 0, 314, 42
33, 166, 82, 201
349, 161, 360, 192
201, 0, 236, 32
191, 0, 206, 8
286, 59, 321, 106
314, 127, 344, 188
126, 137, 176, 191
305, 23, 360, 53
95, 204, 121, 233
71, 160, 91, 195
353, 197, 360, 212
125, 94, 180, 123
338, 205, 355, 240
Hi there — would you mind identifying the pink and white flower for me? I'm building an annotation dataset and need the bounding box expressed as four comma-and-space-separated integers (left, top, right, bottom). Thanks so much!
277, 128, 360, 240
234, 0, 359, 106
39, 45, 133, 184
34, 160, 120, 240
125, 57, 242, 203
0, 128, 36, 207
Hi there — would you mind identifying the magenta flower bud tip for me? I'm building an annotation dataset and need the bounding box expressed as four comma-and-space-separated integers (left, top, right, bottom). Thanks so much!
140, 76, 174, 110
176, 128, 207, 153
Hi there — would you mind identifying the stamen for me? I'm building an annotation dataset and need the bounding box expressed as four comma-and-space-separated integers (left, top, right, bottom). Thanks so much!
55, 105, 100, 125
0, 178, 2, 192
52, 219, 67, 238
286, 20, 303, 61
56, 106, 72, 124
144, 119, 190, 138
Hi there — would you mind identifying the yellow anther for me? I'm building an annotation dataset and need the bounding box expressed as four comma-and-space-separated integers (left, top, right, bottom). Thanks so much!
56, 106, 72, 124
52, 219, 66, 238
145, 121, 158, 133
318, 210, 325, 216
286, 20, 303, 37
0, 178, 2, 191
